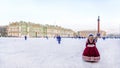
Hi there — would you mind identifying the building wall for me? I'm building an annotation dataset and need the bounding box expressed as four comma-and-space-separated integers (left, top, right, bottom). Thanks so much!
43, 25, 75, 38
0, 26, 8, 37
7, 21, 76, 38
7, 23, 20, 37
78, 30, 106, 37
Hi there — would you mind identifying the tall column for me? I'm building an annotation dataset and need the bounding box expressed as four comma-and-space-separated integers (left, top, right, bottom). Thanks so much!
97, 16, 100, 33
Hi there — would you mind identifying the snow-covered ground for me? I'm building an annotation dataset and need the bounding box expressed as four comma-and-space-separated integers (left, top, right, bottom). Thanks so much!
0, 38, 120, 68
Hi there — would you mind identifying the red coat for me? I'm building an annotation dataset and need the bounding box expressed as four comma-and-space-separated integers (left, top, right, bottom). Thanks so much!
82, 39, 100, 61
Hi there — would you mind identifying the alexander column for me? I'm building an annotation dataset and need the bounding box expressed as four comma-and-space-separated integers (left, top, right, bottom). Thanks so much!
97, 16, 100, 36
98, 16, 100, 33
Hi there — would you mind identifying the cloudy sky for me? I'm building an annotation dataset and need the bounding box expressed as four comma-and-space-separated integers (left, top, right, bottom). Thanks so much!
0, 0, 120, 34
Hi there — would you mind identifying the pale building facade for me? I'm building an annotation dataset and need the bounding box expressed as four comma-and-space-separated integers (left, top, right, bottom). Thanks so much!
44, 25, 75, 38
7, 21, 43, 37
78, 30, 106, 37
7, 21, 75, 38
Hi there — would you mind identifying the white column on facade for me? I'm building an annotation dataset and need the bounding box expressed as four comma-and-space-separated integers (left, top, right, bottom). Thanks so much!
27, 27, 30, 37
19, 26, 21, 37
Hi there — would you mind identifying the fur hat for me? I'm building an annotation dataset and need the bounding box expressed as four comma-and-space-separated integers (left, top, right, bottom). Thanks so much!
89, 33, 94, 37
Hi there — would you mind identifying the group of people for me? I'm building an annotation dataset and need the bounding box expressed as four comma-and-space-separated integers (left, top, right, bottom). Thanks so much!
56, 33, 100, 62
24, 35, 62, 44
24, 33, 100, 62
56, 33, 101, 62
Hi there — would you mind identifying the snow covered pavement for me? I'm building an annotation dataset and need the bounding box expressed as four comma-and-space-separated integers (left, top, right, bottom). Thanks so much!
0, 38, 120, 68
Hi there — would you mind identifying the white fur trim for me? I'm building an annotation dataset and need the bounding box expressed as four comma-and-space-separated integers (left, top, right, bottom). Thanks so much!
87, 44, 95, 47
82, 56, 100, 61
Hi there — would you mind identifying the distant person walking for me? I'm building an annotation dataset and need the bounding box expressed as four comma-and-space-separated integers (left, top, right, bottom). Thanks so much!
56, 35, 61, 44
46, 36, 48, 39
82, 33, 100, 62
102, 37, 106, 40
25, 36, 27, 40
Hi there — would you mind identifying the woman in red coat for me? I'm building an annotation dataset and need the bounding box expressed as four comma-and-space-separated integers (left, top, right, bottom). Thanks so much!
82, 34, 100, 62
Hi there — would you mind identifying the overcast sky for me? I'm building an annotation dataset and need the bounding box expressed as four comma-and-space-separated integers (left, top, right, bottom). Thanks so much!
0, 0, 120, 34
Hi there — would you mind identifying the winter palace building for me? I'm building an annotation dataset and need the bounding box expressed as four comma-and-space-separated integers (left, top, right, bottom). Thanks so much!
7, 21, 76, 38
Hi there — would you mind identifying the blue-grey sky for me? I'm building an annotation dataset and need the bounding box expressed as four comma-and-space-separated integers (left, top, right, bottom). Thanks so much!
0, 0, 120, 34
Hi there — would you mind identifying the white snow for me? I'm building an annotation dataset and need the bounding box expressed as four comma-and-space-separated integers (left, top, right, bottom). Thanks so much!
0, 38, 120, 68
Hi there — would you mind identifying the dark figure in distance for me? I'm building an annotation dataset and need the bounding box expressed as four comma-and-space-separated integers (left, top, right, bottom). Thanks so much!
25, 36, 27, 40
56, 35, 61, 44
